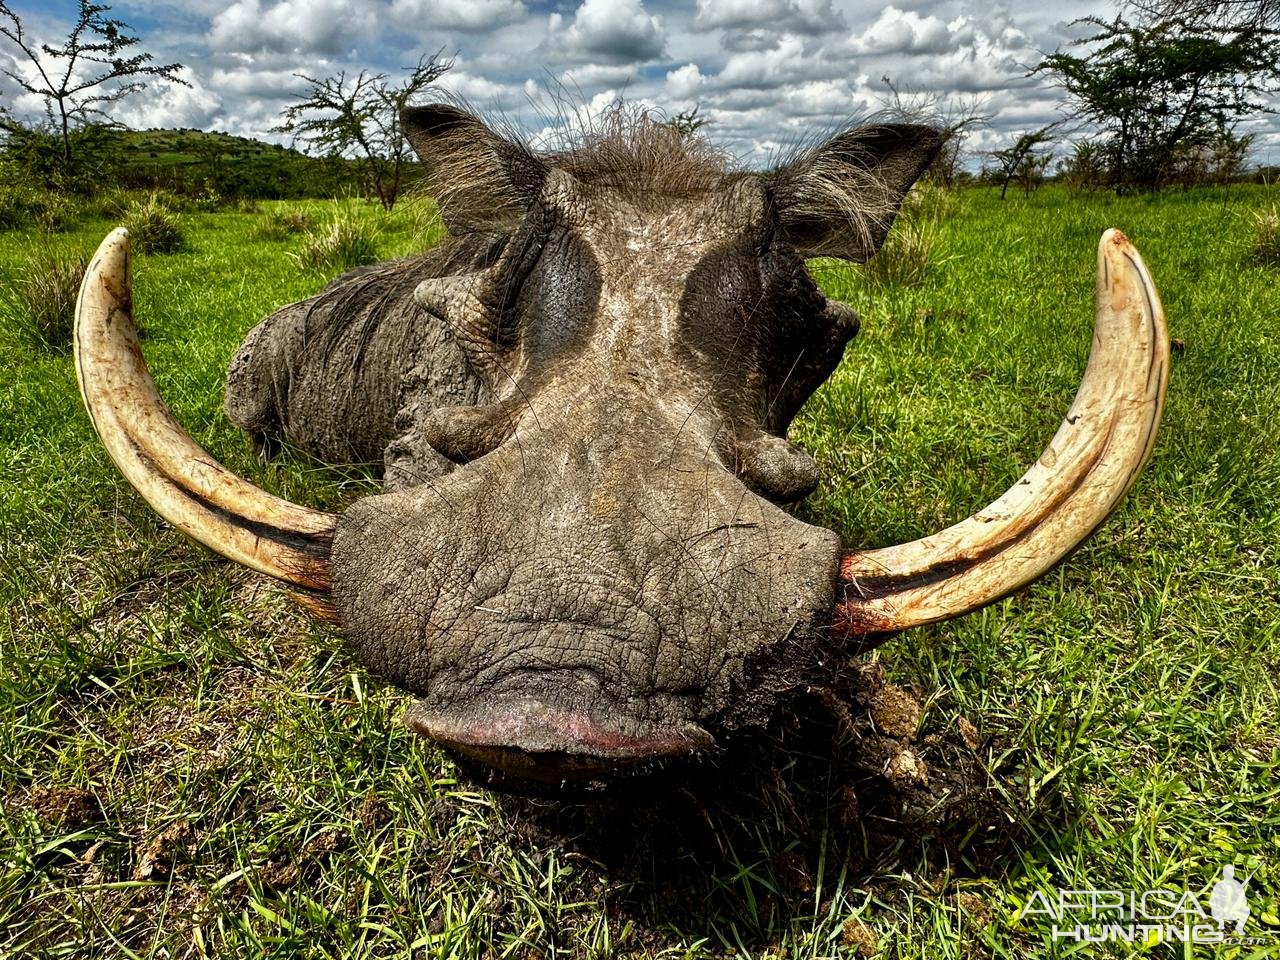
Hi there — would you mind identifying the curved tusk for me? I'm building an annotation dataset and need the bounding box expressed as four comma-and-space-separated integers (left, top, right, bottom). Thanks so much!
835, 229, 1169, 641
74, 228, 338, 596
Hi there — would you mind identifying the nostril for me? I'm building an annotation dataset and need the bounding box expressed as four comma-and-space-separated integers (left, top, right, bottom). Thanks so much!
423, 402, 513, 463
737, 433, 820, 502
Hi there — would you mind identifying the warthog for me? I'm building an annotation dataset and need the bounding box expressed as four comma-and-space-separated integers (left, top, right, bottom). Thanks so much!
74, 105, 1169, 783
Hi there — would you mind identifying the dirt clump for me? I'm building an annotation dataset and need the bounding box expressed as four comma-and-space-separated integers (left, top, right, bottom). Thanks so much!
29, 785, 102, 827
866, 683, 921, 738
133, 819, 194, 880
957, 890, 993, 928
359, 790, 390, 830
842, 917, 878, 956
256, 828, 349, 892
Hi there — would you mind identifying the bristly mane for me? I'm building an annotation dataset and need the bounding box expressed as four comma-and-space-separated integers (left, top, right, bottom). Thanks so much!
421, 102, 736, 224
543, 107, 731, 197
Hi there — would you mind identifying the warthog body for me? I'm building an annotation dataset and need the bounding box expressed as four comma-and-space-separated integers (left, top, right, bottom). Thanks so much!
73, 103, 1169, 784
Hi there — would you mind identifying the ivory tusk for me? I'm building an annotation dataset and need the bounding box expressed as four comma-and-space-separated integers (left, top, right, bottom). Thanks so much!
74, 228, 338, 596
835, 229, 1169, 640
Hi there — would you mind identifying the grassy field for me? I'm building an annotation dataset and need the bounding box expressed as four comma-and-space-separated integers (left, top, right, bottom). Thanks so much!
1, 182, 1278, 958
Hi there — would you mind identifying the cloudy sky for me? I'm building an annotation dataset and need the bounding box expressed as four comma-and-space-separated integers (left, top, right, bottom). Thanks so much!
5, 0, 1279, 168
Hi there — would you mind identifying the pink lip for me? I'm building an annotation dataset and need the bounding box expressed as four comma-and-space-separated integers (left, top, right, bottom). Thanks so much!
404, 698, 714, 778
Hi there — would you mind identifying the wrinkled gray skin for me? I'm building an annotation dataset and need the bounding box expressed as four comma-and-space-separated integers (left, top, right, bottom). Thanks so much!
226, 106, 941, 781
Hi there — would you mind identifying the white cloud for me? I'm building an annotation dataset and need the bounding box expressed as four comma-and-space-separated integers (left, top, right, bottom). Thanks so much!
886, 12, 1039, 93
665, 63, 706, 99
848, 7, 954, 56
694, 0, 844, 35
209, 66, 312, 99
720, 29, 783, 53
209, 0, 377, 56
0, 47, 48, 118
108, 67, 223, 130
713, 36, 844, 91
781, 79, 870, 116
6, 0, 1278, 170
547, 0, 667, 65
0, 47, 22, 102
433, 67, 530, 111
560, 63, 643, 92
390, 0, 527, 32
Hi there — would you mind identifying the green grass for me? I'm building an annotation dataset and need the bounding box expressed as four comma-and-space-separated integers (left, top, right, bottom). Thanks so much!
0, 250, 87, 351
2, 184, 1278, 957
296, 202, 383, 273
120, 194, 187, 255
1252, 205, 1280, 267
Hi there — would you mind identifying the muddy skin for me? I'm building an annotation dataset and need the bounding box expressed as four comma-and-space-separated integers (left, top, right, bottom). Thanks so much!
226, 106, 942, 783
224, 237, 501, 471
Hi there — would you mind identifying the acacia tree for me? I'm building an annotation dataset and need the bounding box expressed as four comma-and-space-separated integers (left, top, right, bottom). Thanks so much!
665, 107, 708, 138
275, 53, 451, 210
1128, 0, 1278, 29
0, 0, 187, 176
1035, 14, 1280, 191
990, 126, 1058, 199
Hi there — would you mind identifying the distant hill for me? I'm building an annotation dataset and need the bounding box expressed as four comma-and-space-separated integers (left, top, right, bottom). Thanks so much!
120, 128, 306, 166
114, 128, 384, 200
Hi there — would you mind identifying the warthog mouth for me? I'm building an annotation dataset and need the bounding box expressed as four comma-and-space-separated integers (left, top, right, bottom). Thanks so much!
405, 695, 715, 781
72, 226, 1168, 781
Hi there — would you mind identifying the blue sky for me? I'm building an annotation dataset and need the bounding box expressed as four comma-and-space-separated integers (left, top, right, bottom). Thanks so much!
5, 0, 1279, 168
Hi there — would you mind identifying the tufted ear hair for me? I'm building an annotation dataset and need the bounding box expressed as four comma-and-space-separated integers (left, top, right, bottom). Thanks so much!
402, 104, 548, 232
767, 123, 944, 262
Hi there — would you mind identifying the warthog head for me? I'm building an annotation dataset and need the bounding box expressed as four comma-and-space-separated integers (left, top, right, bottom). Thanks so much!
74, 106, 1169, 783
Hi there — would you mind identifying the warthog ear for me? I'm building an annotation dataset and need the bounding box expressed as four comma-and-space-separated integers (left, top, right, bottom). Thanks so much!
768, 123, 944, 261
402, 104, 548, 231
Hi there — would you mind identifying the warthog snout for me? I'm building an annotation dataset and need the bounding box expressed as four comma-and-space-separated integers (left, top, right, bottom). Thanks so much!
336, 384, 841, 778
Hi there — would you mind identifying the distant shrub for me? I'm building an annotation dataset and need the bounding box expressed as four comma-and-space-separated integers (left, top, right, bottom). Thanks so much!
149, 188, 193, 212
122, 194, 185, 253
0, 252, 88, 351
1059, 140, 1108, 192
0, 177, 74, 233
862, 220, 938, 288
902, 182, 962, 223
296, 206, 380, 273
189, 184, 222, 212
859, 183, 950, 288
230, 196, 261, 214
78, 187, 138, 221
1174, 131, 1254, 187
1250, 205, 1280, 267
0, 121, 125, 193
36, 197, 74, 233
257, 208, 313, 241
